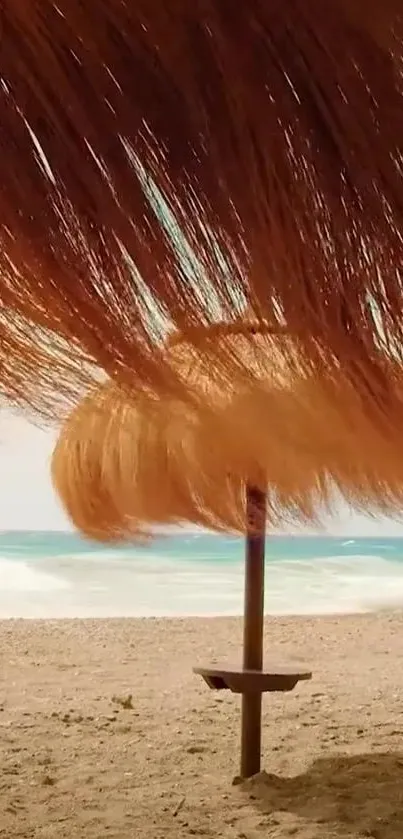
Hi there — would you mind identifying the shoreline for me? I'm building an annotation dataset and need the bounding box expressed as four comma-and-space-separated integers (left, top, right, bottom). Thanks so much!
0, 605, 378, 627
0, 611, 378, 624
1, 613, 403, 838
4, 538, 403, 617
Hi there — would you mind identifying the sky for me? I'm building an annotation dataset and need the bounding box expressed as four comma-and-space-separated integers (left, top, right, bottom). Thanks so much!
1, 413, 403, 535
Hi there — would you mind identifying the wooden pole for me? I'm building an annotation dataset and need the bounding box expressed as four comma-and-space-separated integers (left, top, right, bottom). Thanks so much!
240, 484, 267, 779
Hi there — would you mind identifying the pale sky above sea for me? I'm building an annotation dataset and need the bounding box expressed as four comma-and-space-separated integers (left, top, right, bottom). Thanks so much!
1, 412, 403, 535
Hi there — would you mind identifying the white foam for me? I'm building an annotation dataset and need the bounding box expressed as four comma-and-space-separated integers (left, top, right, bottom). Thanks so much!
265, 554, 403, 615
0, 556, 69, 593
1, 551, 403, 619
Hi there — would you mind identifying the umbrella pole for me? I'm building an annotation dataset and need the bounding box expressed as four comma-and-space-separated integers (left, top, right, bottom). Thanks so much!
240, 483, 267, 779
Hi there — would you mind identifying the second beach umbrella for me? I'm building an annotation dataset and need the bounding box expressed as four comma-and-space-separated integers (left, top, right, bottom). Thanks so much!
51, 324, 403, 777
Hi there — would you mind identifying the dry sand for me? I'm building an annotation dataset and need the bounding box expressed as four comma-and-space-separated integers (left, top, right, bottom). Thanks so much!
1, 614, 403, 839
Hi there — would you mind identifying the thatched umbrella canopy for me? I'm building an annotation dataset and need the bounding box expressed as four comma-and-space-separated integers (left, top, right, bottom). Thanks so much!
51, 379, 329, 538
52, 325, 403, 539
51, 323, 403, 779
0, 0, 403, 427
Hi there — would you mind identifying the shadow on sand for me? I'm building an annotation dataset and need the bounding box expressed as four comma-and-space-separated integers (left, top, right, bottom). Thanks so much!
242, 752, 403, 839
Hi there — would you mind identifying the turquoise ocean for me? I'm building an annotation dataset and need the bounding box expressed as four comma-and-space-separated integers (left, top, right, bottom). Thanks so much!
2, 530, 403, 619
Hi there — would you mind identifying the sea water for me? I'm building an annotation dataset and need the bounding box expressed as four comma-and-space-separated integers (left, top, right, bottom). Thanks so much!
1, 530, 403, 619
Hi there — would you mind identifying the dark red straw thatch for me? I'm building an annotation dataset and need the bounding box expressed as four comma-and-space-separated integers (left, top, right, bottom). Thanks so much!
0, 1, 403, 422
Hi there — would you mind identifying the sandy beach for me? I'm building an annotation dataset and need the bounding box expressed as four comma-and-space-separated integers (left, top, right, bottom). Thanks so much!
1, 614, 403, 839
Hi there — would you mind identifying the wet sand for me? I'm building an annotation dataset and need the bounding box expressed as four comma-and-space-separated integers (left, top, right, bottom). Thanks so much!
1, 614, 403, 839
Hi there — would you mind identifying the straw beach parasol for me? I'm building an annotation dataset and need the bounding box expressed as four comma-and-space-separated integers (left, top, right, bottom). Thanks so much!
51, 323, 403, 777
0, 0, 403, 433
